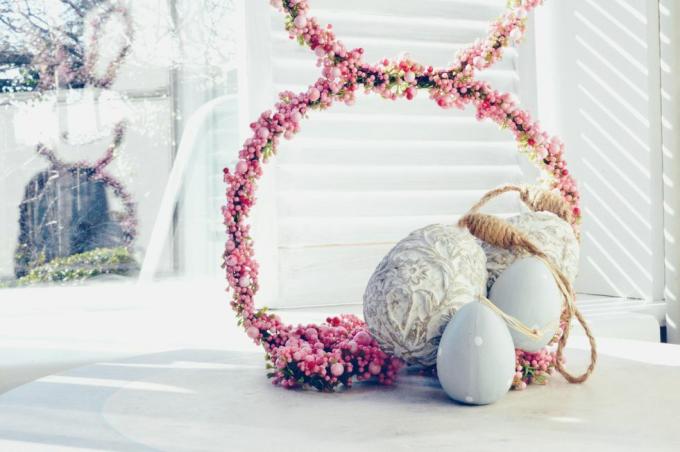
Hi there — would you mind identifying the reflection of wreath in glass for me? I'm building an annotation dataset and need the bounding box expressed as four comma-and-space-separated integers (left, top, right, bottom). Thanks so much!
31, 4, 137, 245
82, 4, 134, 90
224, 0, 580, 391
31, 3, 134, 91
13, 3, 137, 283
36, 121, 137, 244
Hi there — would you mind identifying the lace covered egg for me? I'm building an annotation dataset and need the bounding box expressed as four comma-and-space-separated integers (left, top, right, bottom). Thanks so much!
363, 225, 487, 366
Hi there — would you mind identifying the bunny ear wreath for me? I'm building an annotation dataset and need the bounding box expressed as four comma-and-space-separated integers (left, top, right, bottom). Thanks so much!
223, 0, 581, 392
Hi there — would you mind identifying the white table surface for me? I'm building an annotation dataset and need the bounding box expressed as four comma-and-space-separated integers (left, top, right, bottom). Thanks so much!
1, 282, 659, 395
0, 337, 679, 452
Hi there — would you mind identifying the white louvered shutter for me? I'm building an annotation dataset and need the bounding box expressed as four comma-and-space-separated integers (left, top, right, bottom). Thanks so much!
253, 0, 534, 307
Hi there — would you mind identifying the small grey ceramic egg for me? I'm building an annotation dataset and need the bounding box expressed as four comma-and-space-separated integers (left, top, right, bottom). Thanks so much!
489, 257, 562, 352
436, 302, 516, 405
482, 211, 579, 291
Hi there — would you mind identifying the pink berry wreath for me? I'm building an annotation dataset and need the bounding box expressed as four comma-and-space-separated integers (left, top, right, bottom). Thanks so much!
223, 0, 580, 391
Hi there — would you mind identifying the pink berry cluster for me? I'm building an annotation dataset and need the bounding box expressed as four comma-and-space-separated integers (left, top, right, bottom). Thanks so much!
512, 320, 568, 389
251, 315, 402, 390
512, 348, 559, 390
224, 0, 576, 391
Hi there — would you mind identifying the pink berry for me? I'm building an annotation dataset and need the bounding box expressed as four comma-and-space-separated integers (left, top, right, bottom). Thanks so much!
293, 15, 307, 28
353, 331, 372, 346
257, 128, 270, 139
308, 87, 321, 102
510, 28, 523, 42
246, 326, 259, 339
330, 363, 344, 377
239, 275, 251, 288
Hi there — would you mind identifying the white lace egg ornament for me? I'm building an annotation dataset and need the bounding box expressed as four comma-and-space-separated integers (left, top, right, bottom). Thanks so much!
363, 225, 488, 367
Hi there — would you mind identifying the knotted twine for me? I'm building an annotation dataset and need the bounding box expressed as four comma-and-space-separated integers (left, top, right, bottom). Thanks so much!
459, 185, 597, 384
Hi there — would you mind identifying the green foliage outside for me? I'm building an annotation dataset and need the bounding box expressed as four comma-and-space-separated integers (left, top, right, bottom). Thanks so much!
1, 247, 137, 288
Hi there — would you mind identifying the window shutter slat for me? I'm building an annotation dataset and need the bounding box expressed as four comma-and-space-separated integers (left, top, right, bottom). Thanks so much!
269, 0, 528, 306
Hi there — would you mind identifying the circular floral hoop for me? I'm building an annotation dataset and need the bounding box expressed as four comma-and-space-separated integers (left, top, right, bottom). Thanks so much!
223, 0, 580, 391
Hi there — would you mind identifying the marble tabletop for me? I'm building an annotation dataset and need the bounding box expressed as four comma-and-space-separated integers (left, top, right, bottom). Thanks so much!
0, 337, 679, 452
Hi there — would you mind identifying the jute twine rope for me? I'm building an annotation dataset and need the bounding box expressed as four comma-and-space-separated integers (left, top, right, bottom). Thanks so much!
459, 185, 597, 384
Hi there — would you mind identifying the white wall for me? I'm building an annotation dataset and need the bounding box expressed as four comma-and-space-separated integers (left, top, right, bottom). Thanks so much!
534, 0, 665, 301
659, 0, 680, 342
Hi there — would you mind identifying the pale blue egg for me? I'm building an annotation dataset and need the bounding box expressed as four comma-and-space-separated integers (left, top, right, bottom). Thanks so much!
489, 257, 562, 352
436, 302, 516, 405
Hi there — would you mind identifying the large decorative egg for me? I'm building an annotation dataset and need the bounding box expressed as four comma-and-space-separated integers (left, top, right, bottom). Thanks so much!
363, 225, 487, 367
436, 302, 516, 405
489, 257, 562, 352
482, 211, 579, 291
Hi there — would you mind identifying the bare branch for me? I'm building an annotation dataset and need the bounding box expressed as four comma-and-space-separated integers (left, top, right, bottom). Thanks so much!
60, 0, 87, 17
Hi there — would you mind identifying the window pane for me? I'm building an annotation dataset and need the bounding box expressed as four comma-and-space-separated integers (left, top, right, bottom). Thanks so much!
0, 0, 240, 289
